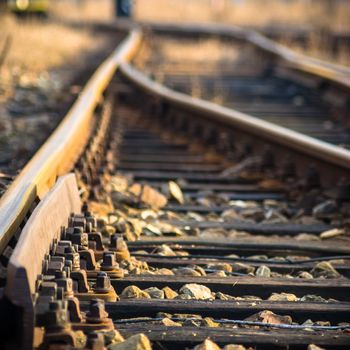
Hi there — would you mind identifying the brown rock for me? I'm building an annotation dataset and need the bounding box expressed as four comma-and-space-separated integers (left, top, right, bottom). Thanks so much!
320, 228, 345, 239
231, 263, 255, 274
173, 267, 202, 277
307, 345, 325, 350
120, 286, 150, 299
108, 333, 151, 350
144, 287, 164, 299
202, 317, 220, 328
179, 284, 213, 300
155, 244, 177, 256
161, 318, 182, 327
193, 339, 221, 350
246, 310, 292, 325
255, 265, 271, 278
163, 287, 178, 299
168, 181, 185, 204
129, 183, 167, 209
268, 293, 298, 302
311, 262, 340, 278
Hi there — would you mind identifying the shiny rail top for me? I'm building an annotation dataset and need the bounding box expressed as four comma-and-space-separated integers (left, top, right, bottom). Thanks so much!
120, 62, 350, 173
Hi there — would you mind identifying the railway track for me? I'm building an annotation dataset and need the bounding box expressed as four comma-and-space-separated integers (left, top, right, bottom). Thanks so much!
0, 23, 350, 350
134, 27, 350, 149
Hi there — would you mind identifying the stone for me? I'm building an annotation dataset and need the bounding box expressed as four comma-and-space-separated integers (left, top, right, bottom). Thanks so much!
183, 319, 201, 327
144, 287, 164, 299
193, 265, 207, 276
295, 233, 320, 241
102, 225, 116, 236
221, 209, 241, 221
120, 286, 151, 299
312, 200, 338, 219
231, 263, 255, 274
320, 228, 345, 239
216, 292, 236, 301
173, 267, 202, 277
162, 287, 178, 299
302, 319, 314, 326
200, 228, 227, 238
143, 224, 162, 236
129, 183, 167, 209
161, 317, 182, 327
255, 265, 271, 278
168, 181, 185, 204
108, 333, 152, 350
240, 207, 264, 221
208, 270, 227, 277
246, 310, 292, 325
223, 345, 246, 350
308, 345, 325, 350
176, 293, 193, 300
104, 329, 124, 345
206, 263, 232, 273
298, 271, 314, 279
300, 295, 327, 303
155, 244, 177, 256
193, 339, 221, 350
179, 284, 213, 300
268, 293, 298, 302
311, 262, 340, 278
157, 222, 184, 236
248, 255, 268, 260
202, 317, 220, 328
156, 268, 174, 276
110, 175, 129, 193
263, 209, 288, 223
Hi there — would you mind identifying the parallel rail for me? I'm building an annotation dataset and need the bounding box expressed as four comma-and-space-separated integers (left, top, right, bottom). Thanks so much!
0, 22, 350, 349
1, 20, 350, 275
120, 63, 350, 174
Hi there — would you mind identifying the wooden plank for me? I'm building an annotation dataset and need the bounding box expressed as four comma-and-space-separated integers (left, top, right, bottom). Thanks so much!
118, 162, 223, 172
134, 257, 350, 276
166, 220, 333, 235
128, 237, 350, 255
120, 170, 255, 183
111, 276, 350, 301
140, 181, 282, 192
5, 174, 81, 350
117, 324, 350, 348
104, 299, 350, 323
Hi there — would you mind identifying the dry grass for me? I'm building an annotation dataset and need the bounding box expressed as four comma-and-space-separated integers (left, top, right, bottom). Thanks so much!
1, 16, 107, 73
0, 13, 109, 105
133, 0, 350, 66
134, 0, 350, 31
51, 0, 113, 22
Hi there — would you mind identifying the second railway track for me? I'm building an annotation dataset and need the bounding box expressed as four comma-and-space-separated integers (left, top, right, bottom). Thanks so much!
0, 23, 350, 350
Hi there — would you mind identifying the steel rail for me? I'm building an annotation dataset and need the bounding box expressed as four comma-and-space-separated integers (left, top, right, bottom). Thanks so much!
0, 29, 142, 254
145, 21, 350, 89
120, 62, 350, 172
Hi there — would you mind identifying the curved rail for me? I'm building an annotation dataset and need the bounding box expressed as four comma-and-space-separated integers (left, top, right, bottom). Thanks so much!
145, 21, 350, 89
120, 62, 350, 171
1, 21, 349, 254
0, 29, 143, 254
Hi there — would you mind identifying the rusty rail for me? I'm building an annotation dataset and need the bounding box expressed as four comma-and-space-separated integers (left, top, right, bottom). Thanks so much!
0, 29, 142, 254
145, 21, 350, 89
120, 62, 350, 173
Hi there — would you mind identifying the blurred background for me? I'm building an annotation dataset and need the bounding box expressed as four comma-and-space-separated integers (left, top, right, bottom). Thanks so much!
0, 0, 349, 28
